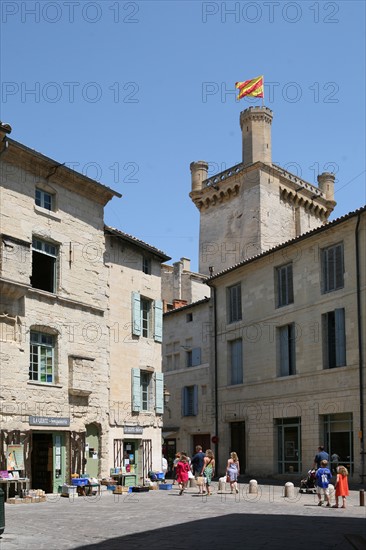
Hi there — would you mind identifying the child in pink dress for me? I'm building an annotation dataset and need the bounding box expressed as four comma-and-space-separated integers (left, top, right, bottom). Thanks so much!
175, 453, 190, 495
334, 465, 349, 508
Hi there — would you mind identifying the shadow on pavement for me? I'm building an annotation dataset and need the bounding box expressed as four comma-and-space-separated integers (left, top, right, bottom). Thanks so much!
77, 513, 366, 550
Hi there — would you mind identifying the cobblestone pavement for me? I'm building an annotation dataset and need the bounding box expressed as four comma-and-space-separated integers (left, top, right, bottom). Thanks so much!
1, 482, 365, 550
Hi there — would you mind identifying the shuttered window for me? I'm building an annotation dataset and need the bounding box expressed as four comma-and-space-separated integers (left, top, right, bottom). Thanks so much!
276, 263, 294, 307
186, 347, 201, 367
322, 308, 346, 368
131, 368, 141, 411
131, 293, 163, 342
278, 324, 296, 376
227, 283, 242, 323
131, 368, 164, 413
322, 243, 344, 293
155, 372, 164, 414
154, 300, 163, 342
182, 385, 198, 416
230, 339, 243, 385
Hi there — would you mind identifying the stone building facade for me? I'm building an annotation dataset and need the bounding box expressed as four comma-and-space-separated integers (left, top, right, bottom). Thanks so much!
208, 208, 365, 479
162, 298, 211, 469
0, 124, 169, 491
105, 227, 170, 482
0, 125, 120, 492
162, 106, 365, 481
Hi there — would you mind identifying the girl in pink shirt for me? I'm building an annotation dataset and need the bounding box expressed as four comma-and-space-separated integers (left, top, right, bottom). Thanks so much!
175, 453, 190, 495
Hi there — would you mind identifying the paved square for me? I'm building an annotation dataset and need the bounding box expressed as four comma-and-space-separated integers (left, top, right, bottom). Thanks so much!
1, 483, 365, 549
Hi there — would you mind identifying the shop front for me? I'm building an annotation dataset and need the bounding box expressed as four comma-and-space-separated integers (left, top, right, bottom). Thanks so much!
0, 417, 96, 495
31, 431, 66, 493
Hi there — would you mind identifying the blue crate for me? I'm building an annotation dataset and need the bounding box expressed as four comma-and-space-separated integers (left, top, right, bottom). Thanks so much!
71, 478, 89, 486
107, 485, 117, 491
159, 483, 172, 490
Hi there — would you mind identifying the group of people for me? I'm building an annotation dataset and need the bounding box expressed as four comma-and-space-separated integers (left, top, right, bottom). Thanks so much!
171, 446, 240, 496
166, 443, 350, 506
313, 446, 349, 508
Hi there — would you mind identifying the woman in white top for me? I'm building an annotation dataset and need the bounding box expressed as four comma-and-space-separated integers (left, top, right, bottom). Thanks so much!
226, 452, 240, 494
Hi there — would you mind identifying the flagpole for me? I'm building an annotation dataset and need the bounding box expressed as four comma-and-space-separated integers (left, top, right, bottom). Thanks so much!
262, 76, 264, 107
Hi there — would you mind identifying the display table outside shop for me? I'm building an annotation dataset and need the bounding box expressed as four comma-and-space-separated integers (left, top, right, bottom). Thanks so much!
71, 478, 101, 497
76, 482, 101, 496
0, 478, 30, 501
111, 473, 137, 487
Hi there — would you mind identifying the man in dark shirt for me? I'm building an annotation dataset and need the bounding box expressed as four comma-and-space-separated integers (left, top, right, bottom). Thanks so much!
313, 446, 329, 469
191, 445, 206, 493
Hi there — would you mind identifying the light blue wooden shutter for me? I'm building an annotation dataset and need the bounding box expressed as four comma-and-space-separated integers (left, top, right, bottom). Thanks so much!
132, 292, 141, 336
155, 372, 164, 414
154, 300, 163, 342
131, 368, 141, 411
335, 308, 346, 367
193, 385, 198, 416
192, 347, 201, 367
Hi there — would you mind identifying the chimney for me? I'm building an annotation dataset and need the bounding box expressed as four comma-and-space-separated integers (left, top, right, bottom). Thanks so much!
190, 161, 208, 192
317, 172, 336, 202
0, 121, 12, 142
239, 106, 273, 166
180, 257, 191, 271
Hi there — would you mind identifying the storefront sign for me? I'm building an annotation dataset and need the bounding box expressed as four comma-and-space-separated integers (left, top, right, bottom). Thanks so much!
29, 416, 70, 427
123, 425, 143, 434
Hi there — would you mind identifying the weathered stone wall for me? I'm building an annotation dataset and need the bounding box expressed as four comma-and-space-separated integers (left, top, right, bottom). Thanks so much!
213, 214, 365, 476
198, 167, 327, 276
163, 300, 214, 453
0, 157, 111, 477
105, 236, 165, 475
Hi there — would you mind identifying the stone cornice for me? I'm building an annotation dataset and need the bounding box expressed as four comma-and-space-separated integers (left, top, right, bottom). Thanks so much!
189, 162, 256, 210
240, 106, 273, 128
190, 160, 335, 218
27, 288, 105, 315
2, 138, 121, 206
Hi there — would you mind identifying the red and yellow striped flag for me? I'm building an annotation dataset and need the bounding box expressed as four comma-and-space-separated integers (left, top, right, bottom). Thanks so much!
235, 75, 264, 100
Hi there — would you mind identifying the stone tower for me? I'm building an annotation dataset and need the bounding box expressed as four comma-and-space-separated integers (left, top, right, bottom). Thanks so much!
240, 106, 273, 165
190, 106, 336, 276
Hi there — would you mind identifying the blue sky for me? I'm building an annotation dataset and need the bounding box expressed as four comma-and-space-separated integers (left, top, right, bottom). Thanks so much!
1, 0, 365, 271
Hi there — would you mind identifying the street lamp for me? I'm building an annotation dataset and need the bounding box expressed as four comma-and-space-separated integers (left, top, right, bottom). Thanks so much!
163, 385, 171, 405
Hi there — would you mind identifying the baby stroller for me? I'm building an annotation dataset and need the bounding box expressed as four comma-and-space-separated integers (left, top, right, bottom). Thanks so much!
299, 469, 317, 493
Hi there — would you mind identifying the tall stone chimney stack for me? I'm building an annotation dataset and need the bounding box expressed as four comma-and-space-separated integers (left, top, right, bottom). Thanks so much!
190, 161, 208, 192
317, 172, 336, 203
240, 106, 273, 166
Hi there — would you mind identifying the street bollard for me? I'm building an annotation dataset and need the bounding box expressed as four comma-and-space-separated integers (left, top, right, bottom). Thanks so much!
328, 484, 335, 505
284, 482, 294, 498
249, 479, 258, 494
360, 489, 365, 507
0, 487, 5, 535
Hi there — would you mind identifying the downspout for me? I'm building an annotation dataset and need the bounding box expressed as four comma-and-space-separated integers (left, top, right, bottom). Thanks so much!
212, 285, 219, 473
355, 212, 365, 483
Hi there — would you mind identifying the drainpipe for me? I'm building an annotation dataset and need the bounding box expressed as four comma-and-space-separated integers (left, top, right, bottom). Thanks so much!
355, 212, 365, 483
212, 285, 219, 472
